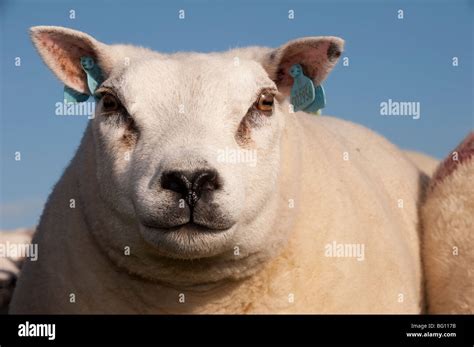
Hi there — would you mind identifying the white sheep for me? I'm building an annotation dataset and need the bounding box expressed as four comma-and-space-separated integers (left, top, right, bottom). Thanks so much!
0, 228, 34, 313
421, 132, 474, 313
9, 26, 444, 313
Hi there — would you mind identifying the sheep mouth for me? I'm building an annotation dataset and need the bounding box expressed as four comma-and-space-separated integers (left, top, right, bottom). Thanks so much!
141, 221, 231, 233
138, 221, 236, 259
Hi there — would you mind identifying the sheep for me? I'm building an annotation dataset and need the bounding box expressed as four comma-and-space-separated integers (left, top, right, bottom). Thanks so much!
404, 150, 439, 177
0, 229, 34, 313
421, 132, 474, 313
9, 26, 439, 313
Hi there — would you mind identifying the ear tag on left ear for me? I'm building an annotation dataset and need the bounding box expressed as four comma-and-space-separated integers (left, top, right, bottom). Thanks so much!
289, 64, 326, 115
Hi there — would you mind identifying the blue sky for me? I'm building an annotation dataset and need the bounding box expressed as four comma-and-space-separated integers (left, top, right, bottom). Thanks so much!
0, 0, 473, 229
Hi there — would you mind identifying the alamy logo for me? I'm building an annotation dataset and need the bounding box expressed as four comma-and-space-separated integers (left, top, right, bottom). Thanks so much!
217, 147, 257, 167
324, 241, 365, 261
0, 242, 38, 261
380, 99, 420, 119
55, 100, 95, 118
18, 321, 55, 340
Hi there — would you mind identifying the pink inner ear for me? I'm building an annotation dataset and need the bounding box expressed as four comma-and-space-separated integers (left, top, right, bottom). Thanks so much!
36, 32, 95, 93
276, 41, 335, 95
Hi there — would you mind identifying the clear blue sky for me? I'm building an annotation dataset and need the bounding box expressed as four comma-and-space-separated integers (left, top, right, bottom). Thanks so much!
1, 0, 473, 229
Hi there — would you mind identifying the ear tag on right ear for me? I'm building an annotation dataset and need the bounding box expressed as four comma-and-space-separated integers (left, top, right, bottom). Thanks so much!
64, 85, 89, 103
80, 56, 104, 96
63, 56, 104, 103
289, 64, 326, 114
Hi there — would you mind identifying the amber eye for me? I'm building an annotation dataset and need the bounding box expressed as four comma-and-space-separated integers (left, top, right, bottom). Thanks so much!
256, 93, 274, 113
101, 94, 120, 113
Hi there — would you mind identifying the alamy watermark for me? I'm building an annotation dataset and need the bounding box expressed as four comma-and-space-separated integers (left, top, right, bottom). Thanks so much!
380, 99, 420, 120
55, 100, 95, 119
217, 147, 257, 167
324, 241, 365, 261
0, 241, 38, 261
18, 321, 55, 340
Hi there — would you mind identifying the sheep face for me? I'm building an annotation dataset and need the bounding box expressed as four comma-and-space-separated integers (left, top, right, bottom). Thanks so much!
30, 26, 343, 269
92, 56, 284, 259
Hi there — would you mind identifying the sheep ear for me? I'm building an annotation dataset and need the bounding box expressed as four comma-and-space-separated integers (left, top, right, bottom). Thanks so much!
30, 26, 111, 94
261, 36, 344, 96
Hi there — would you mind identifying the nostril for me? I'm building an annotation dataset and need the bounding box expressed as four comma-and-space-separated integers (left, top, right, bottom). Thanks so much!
160, 169, 220, 208
160, 171, 190, 196
193, 170, 219, 193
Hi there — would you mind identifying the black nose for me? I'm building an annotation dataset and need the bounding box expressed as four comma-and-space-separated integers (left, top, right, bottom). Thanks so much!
160, 169, 220, 207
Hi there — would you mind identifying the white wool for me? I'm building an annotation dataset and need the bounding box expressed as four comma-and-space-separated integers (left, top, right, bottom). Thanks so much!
8, 26, 445, 313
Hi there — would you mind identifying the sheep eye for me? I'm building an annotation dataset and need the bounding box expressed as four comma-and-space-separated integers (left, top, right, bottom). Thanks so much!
256, 93, 274, 113
101, 94, 120, 113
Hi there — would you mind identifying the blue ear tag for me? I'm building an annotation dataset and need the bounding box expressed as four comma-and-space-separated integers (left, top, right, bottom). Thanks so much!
289, 64, 326, 115
64, 85, 89, 103
80, 56, 103, 97
63, 56, 104, 102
